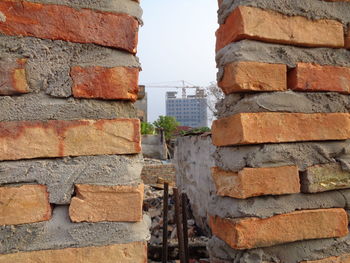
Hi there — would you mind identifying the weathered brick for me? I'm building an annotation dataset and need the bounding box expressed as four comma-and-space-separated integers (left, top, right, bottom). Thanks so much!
0, 242, 147, 263
301, 163, 350, 193
300, 254, 350, 263
218, 61, 287, 94
0, 58, 29, 95
211, 166, 300, 199
212, 113, 350, 146
0, 1, 139, 53
346, 29, 350, 49
216, 6, 344, 51
0, 119, 141, 161
0, 185, 51, 226
288, 63, 350, 94
69, 184, 144, 223
209, 208, 348, 250
71, 66, 139, 101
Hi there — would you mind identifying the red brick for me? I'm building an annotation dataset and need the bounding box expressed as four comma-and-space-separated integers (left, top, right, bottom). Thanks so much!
71, 66, 139, 101
0, 185, 51, 226
216, 6, 344, 51
0, 1, 139, 53
0, 242, 147, 263
0, 119, 141, 161
218, 61, 287, 94
209, 208, 348, 250
69, 184, 144, 223
211, 166, 300, 199
0, 58, 29, 95
212, 112, 350, 146
288, 63, 350, 94
300, 254, 350, 263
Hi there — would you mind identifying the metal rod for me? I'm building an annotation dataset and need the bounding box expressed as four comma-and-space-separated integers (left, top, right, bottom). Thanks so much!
162, 183, 169, 263
182, 193, 189, 263
174, 188, 186, 263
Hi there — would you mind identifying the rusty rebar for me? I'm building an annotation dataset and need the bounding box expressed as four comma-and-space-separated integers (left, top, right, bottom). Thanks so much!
174, 188, 186, 263
162, 183, 169, 263
182, 193, 189, 263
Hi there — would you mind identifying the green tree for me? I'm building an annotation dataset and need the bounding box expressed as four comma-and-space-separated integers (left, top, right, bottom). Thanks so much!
141, 122, 155, 135
153, 116, 179, 140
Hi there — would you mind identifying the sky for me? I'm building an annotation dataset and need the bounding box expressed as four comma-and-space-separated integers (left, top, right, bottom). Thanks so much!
137, 0, 218, 123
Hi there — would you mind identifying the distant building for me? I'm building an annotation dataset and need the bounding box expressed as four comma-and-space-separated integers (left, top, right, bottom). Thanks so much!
166, 88, 208, 128
135, 85, 148, 122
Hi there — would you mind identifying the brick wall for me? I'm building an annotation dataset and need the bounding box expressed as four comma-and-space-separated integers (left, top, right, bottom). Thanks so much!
176, 0, 350, 262
0, 0, 148, 261
141, 164, 176, 185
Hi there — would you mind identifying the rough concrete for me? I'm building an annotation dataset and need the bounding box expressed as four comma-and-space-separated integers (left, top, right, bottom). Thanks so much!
0, 93, 137, 122
0, 206, 151, 255
208, 233, 350, 263
215, 140, 350, 172
29, 0, 143, 22
216, 91, 350, 118
218, 0, 350, 25
142, 133, 167, 160
216, 40, 350, 81
0, 36, 140, 97
175, 134, 216, 234
209, 190, 348, 219
0, 154, 143, 204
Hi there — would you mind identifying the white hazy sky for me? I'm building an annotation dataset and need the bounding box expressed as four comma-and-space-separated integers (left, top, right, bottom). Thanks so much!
138, 0, 218, 122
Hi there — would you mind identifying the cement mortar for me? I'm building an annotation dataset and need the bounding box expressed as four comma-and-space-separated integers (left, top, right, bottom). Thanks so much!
0, 206, 151, 255
0, 36, 140, 97
0, 93, 137, 121
208, 234, 350, 263
216, 91, 350, 118
215, 140, 350, 172
29, 0, 143, 22
216, 40, 350, 80
209, 190, 348, 219
218, 0, 350, 25
0, 154, 143, 204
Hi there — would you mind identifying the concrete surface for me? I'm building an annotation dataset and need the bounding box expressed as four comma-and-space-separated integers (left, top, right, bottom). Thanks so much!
0, 206, 151, 255
142, 133, 167, 160
0, 154, 143, 204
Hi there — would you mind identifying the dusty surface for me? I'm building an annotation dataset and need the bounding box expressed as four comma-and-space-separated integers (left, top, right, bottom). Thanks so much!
0, 154, 143, 204
0, 36, 140, 97
216, 91, 350, 118
0, 242, 147, 263
0, 206, 151, 254
218, 0, 350, 25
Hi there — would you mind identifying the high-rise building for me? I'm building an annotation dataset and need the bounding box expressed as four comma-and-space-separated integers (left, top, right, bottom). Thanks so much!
166, 88, 208, 128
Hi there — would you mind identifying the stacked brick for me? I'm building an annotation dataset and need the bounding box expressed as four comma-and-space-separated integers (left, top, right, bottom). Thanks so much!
0, 0, 149, 262
176, 0, 350, 262
211, 0, 350, 262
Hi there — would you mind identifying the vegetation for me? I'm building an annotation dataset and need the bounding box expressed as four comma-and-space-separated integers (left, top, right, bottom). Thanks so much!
141, 122, 155, 135
179, 127, 211, 136
153, 116, 179, 140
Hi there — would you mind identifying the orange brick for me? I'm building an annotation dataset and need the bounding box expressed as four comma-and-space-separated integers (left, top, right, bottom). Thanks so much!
288, 63, 350, 94
209, 208, 348, 250
0, 58, 29, 95
300, 254, 350, 263
211, 166, 300, 199
71, 66, 139, 101
216, 6, 344, 51
0, 119, 141, 161
0, 242, 147, 263
0, 185, 51, 226
69, 184, 144, 223
212, 112, 350, 146
218, 61, 287, 94
0, 1, 139, 53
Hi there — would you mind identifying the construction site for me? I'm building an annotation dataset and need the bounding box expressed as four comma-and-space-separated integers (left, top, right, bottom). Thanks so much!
1, 0, 350, 262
